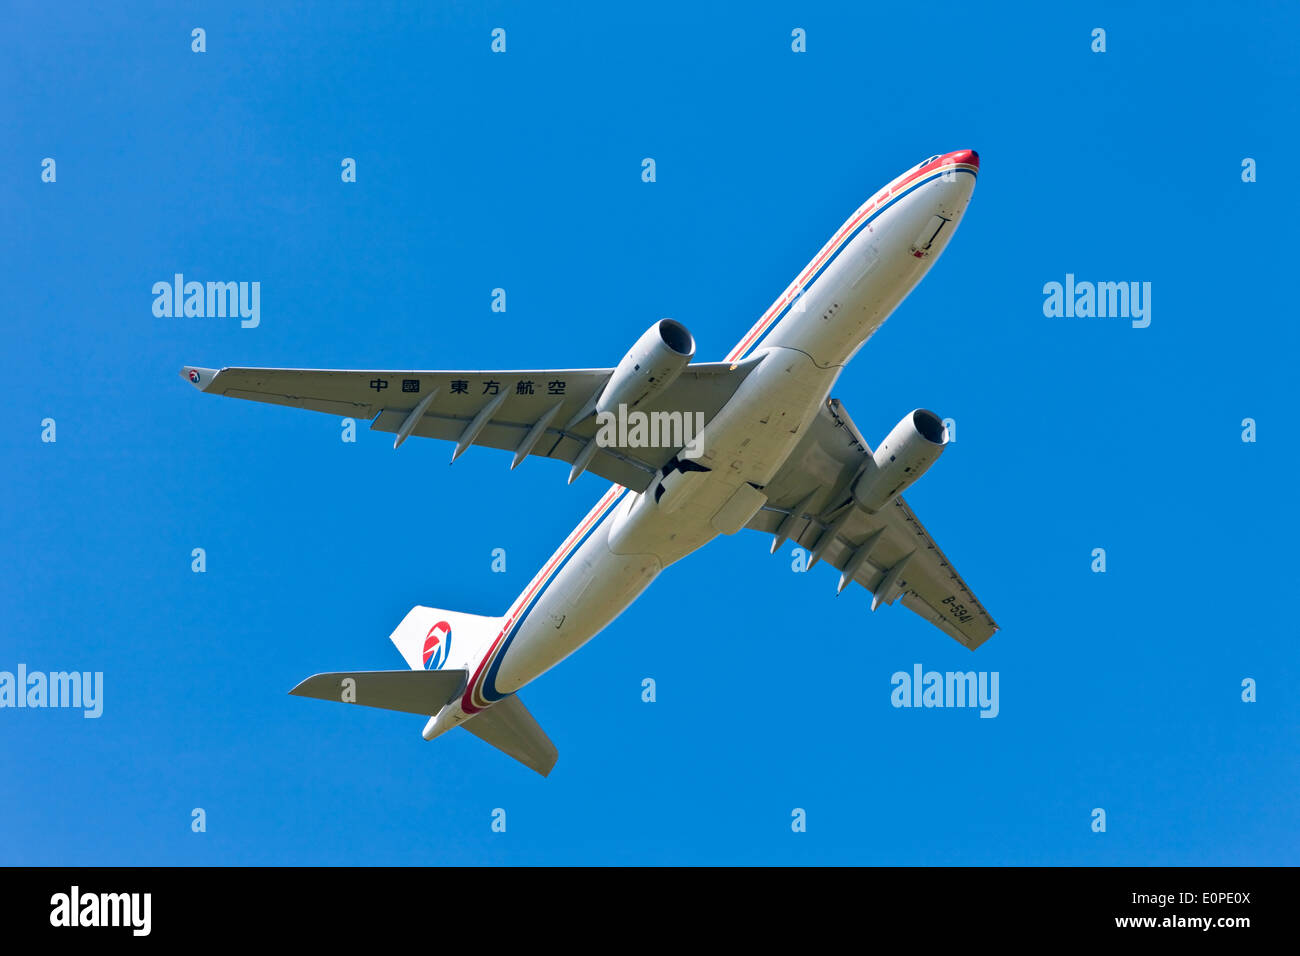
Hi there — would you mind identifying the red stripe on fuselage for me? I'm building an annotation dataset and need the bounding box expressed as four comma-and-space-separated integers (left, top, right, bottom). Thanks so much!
724, 154, 977, 363
460, 484, 625, 713
457, 153, 980, 713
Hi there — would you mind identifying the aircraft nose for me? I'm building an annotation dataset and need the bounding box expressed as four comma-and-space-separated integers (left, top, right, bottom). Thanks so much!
944, 149, 979, 171
917, 149, 978, 238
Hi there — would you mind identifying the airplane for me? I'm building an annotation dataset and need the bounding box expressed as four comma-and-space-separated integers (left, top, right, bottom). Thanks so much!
181, 148, 997, 776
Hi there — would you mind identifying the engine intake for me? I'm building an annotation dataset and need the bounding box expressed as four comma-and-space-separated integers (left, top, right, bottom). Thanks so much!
851, 409, 948, 512
596, 319, 695, 415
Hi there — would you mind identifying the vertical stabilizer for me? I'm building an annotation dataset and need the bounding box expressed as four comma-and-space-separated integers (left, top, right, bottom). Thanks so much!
387, 605, 504, 673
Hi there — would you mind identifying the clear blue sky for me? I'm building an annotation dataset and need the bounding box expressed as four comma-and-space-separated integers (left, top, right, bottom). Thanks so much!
3, 0, 1296, 865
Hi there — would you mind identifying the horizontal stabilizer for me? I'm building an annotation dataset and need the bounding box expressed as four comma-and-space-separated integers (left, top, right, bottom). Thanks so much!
290, 669, 468, 715
463, 695, 559, 777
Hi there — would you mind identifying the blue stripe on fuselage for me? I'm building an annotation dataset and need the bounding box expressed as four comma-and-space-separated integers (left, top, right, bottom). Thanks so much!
739, 167, 976, 362
480, 487, 630, 702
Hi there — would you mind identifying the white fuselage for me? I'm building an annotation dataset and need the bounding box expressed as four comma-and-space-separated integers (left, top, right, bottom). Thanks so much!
426, 151, 979, 737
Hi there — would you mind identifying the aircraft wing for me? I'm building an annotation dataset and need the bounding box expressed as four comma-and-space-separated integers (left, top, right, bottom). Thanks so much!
746, 397, 998, 649
181, 359, 761, 492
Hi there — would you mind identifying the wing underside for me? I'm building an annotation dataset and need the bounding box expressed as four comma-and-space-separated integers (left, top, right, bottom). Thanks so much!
183, 360, 995, 646
182, 359, 761, 491
747, 397, 998, 649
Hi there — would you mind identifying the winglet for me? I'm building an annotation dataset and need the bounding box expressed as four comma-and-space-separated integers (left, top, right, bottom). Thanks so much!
180, 366, 219, 391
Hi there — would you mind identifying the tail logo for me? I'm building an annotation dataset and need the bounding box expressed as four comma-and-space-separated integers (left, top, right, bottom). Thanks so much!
422, 621, 453, 670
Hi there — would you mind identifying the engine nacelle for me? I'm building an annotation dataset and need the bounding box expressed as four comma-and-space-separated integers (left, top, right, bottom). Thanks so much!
851, 409, 949, 512
596, 319, 695, 415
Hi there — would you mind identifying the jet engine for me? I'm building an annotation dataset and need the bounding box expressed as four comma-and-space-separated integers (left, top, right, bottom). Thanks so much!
851, 409, 949, 512
596, 319, 695, 415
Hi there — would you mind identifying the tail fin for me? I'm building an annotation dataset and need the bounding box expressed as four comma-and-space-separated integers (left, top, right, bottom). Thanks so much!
388, 605, 505, 673
381, 604, 561, 777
